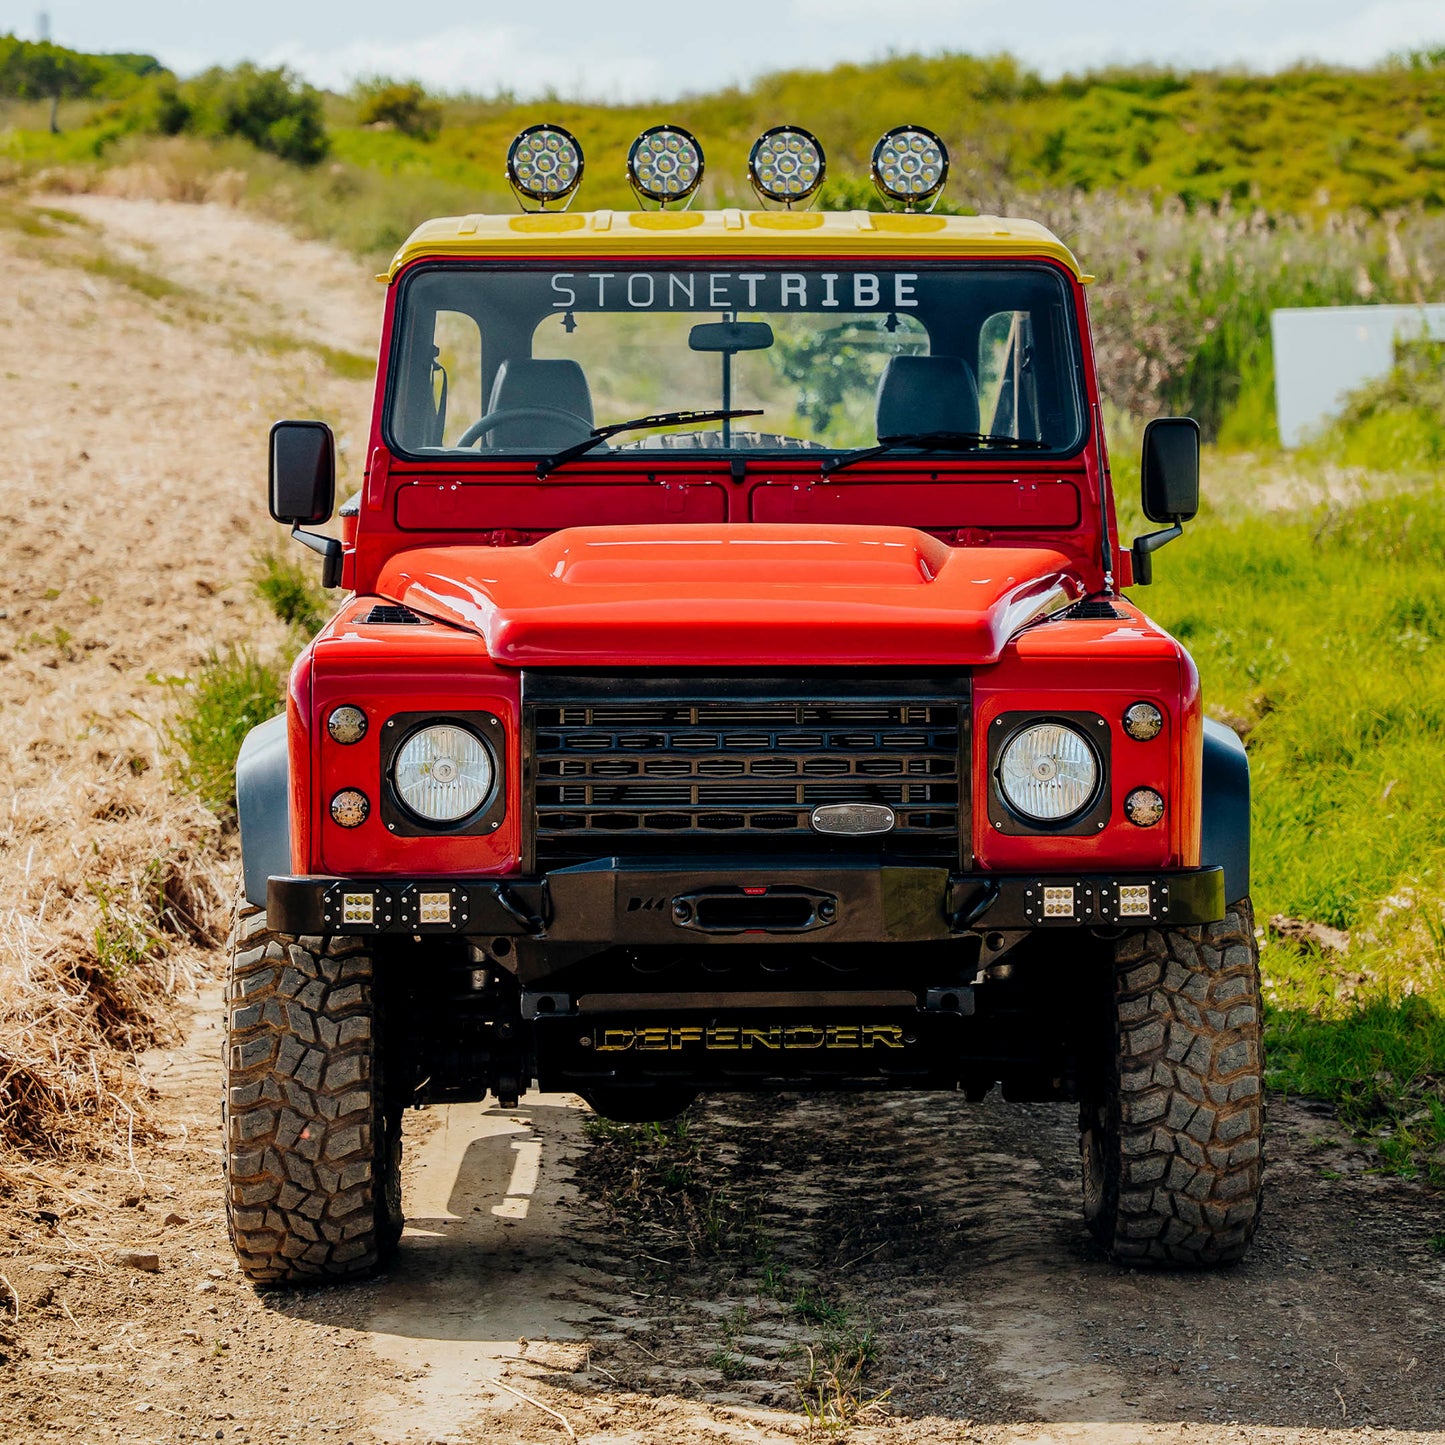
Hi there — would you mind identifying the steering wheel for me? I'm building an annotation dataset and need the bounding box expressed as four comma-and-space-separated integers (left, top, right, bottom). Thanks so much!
456, 407, 594, 448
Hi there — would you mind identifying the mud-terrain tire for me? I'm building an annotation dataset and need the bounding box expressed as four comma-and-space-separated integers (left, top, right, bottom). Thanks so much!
1080, 900, 1264, 1267
224, 903, 404, 1283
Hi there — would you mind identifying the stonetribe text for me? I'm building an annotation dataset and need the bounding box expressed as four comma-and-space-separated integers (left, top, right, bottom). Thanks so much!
548, 271, 921, 310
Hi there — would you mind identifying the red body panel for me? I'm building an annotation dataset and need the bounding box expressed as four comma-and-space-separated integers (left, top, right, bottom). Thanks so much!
971, 601, 1199, 872
293, 250, 1206, 879
376, 526, 1083, 669
308, 600, 522, 877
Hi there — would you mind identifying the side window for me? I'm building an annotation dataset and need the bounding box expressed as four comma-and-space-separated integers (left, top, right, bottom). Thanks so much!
979, 310, 1040, 439
433, 310, 483, 448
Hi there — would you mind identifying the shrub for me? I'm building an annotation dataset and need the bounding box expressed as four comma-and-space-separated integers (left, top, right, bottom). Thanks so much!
208, 65, 329, 166
355, 79, 442, 141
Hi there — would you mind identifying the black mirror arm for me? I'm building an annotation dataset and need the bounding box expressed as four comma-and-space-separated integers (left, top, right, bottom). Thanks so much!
291, 525, 344, 590
1129, 523, 1183, 587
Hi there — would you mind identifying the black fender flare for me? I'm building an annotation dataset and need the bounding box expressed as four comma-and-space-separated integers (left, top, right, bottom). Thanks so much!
236, 713, 291, 909
1201, 719, 1250, 907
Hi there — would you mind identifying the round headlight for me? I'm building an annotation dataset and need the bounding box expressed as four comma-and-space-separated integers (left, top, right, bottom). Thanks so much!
748, 125, 826, 207
327, 705, 367, 745
627, 124, 704, 207
870, 124, 950, 211
998, 723, 1099, 822
506, 123, 584, 210
394, 723, 494, 823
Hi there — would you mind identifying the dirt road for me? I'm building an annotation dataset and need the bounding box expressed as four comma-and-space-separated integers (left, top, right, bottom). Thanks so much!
2, 195, 1444, 1445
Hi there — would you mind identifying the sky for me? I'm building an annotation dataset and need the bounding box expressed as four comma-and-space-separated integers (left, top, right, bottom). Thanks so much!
3, 0, 1441, 98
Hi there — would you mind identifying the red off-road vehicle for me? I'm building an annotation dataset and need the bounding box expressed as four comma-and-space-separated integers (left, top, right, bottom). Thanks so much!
227, 123, 1260, 1284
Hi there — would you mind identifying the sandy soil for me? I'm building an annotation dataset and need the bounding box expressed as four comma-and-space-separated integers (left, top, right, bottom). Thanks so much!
1, 194, 1443, 1445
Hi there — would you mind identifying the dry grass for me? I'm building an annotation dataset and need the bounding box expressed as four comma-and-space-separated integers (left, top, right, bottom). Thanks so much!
0, 192, 375, 1174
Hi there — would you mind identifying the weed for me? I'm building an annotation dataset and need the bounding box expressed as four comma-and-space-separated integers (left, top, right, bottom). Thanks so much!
791, 1287, 850, 1330
795, 1328, 890, 1434
709, 1302, 751, 1380
255, 549, 329, 635
1428, 1234, 1445, 1255
167, 646, 287, 814
90, 883, 160, 980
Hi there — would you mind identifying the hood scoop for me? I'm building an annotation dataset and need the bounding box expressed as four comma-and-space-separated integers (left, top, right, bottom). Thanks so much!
378, 524, 1083, 669
362, 603, 429, 625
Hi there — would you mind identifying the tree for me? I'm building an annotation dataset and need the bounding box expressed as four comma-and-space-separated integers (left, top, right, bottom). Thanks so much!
0, 36, 107, 132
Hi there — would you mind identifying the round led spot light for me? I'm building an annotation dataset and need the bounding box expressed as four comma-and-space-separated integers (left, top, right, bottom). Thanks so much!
998, 722, 1099, 823
506, 123, 584, 211
327, 705, 367, 745
1122, 701, 1164, 742
393, 723, 495, 824
748, 125, 826, 207
330, 789, 370, 829
870, 124, 950, 211
627, 124, 704, 207
1125, 787, 1166, 827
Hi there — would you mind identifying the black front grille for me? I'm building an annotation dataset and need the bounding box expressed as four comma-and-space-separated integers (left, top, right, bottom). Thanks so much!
528, 678, 966, 866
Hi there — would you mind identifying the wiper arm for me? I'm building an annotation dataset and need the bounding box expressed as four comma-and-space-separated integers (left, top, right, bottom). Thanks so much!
820, 429, 1050, 477
536, 408, 763, 479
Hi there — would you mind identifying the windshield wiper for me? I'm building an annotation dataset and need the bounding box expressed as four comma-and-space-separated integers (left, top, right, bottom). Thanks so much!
820, 430, 1050, 477
535, 408, 763, 479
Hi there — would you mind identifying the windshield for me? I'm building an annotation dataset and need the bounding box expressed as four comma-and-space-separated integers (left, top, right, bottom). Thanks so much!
386, 263, 1086, 459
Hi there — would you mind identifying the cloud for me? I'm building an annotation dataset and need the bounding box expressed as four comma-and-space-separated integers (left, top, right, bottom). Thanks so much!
262, 22, 680, 100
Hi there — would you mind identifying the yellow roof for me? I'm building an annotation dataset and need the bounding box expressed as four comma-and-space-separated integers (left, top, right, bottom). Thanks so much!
385, 209, 1088, 282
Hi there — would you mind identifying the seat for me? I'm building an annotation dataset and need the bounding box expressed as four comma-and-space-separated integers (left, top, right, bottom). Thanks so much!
875, 355, 980, 439
483, 358, 595, 448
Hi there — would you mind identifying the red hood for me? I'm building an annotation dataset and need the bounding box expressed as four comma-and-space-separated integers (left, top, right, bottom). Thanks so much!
376, 524, 1084, 668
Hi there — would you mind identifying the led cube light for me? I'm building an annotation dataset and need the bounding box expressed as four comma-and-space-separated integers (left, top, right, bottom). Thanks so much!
1118, 885, 1152, 918
870, 125, 949, 211
627, 124, 704, 207
342, 892, 374, 924
1042, 885, 1075, 918
748, 125, 826, 207
506, 124, 584, 211
418, 891, 452, 925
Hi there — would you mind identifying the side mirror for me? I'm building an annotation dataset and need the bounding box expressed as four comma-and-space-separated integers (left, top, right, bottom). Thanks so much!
1131, 417, 1199, 585
269, 420, 335, 526
269, 420, 342, 588
1140, 416, 1200, 523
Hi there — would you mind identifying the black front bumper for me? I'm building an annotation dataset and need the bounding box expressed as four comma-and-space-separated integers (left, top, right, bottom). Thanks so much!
267, 861, 1225, 943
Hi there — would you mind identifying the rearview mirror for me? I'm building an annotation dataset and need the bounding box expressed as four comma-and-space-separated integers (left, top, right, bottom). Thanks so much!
1140, 416, 1200, 523
269, 420, 335, 526
689, 321, 775, 353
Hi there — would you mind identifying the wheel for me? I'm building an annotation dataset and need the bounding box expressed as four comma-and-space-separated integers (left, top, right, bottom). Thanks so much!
1080, 899, 1264, 1267
224, 902, 404, 1284
580, 1085, 698, 1123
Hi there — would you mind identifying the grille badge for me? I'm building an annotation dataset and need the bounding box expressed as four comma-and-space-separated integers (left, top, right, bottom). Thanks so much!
810, 803, 897, 836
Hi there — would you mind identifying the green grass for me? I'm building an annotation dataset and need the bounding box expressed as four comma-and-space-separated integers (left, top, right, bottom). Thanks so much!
1143, 486, 1445, 932
166, 647, 288, 814
1306, 338, 1445, 471
1140, 475, 1445, 1178
254, 550, 331, 635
